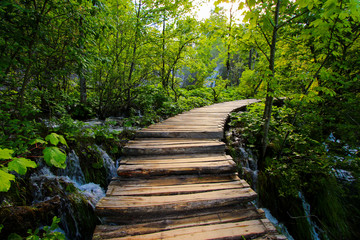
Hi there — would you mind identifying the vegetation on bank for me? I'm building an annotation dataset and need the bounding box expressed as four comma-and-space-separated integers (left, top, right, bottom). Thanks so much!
1, 0, 359, 239
228, 101, 359, 239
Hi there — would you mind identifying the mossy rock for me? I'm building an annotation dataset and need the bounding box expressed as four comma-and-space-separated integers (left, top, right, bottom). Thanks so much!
0, 196, 62, 239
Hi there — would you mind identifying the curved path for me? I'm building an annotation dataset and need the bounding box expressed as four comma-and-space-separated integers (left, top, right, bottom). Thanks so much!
93, 100, 286, 240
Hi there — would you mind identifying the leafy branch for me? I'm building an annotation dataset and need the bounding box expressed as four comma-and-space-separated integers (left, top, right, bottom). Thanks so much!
0, 133, 68, 192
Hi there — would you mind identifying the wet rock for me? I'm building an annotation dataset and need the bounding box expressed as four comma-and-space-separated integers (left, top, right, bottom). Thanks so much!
0, 196, 62, 238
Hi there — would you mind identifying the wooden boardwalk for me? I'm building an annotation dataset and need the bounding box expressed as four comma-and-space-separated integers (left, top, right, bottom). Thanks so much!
93, 100, 286, 240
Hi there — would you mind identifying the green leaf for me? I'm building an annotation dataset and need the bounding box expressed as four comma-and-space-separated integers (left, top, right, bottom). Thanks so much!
45, 133, 60, 146
30, 139, 47, 145
43, 147, 67, 169
0, 169, 15, 192
58, 135, 68, 147
8, 158, 37, 175
0, 148, 14, 160
45, 133, 68, 147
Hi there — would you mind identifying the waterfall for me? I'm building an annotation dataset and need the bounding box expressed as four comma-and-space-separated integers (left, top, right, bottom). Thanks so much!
29, 147, 114, 239
58, 150, 86, 184
227, 127, 294, 239
238, 146, 258, 191
262, 208, 295, 240
299, 192, 321, 240
94, 144, 117, 180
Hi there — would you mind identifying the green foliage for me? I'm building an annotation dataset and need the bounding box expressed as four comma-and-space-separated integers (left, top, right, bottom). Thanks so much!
42, 147, 66, 169
0, 148, 36, 192
8, 158, 37, 176
0, 169, 15, 192
45, 133, 68, 147
18, 216, 65, 240
26, 216, 66, 240
230, 101, 354, 238
0, 132, 67, 192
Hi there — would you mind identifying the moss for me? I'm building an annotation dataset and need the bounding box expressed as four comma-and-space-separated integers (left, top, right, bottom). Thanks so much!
63, 193, 100, 240
0, 196, 62, 239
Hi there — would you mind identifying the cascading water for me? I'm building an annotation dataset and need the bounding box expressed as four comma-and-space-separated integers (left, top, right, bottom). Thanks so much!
58, 150, 86, 184
226, 127, 294, 239
237, 145, 258, 191
29, 145, 117, 239
95, 144, 117, 180
299, 192, 321, 240
262, 208, 295, 240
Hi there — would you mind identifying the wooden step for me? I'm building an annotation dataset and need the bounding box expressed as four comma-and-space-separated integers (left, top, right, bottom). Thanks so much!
110, 173, 243, 188
93, 205, 268, 239
93, 219, 276, 240
107, 174, 249, 196
95, 188, 257, 220
123, 139, 226, 156
136, 129, 223, 139
117, 154, 236, 177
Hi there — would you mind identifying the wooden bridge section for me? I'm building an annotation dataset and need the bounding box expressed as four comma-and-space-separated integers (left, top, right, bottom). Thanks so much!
93, 100, 286, 240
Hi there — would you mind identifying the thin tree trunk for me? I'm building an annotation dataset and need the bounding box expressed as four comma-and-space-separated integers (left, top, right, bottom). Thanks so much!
260, 0, 281, 169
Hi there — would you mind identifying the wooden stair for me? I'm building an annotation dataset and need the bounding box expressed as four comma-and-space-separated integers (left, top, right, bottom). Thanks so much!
93, 100, 286, 240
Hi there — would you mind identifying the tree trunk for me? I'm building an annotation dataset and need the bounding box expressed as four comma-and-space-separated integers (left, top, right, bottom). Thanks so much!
260, 0, 281, 169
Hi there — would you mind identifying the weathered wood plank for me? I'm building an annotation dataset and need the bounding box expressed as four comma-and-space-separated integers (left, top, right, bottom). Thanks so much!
110, 174, 242, 187
96, 188, 257, 217
95, 220, 272, 240
93, 206, 266, 239
117, 160, 236, 177
121, 154, 233, 164
144, 125, 221, 130
136, 130, 223, 139
107, 181, 248, 196
123, 139, 226, 155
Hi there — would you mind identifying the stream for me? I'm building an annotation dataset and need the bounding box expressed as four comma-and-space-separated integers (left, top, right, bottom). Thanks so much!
29, 145, 116, 239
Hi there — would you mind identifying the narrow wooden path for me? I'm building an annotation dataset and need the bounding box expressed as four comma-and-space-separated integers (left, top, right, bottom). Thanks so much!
93, 100, 286, 240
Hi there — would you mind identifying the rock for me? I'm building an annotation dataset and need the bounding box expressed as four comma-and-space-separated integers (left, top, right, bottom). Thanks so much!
0, 196, 62, 238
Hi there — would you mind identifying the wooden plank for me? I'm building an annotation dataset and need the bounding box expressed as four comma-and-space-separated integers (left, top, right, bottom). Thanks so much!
107, 181, 248, 196
109, 174, 242, 187
101, 202, 260, 224
136, 131, 223, 139
144, 125, 221, 129
95, 220, 271, 240
96, 188, 257, 216
151, 121, 222, 126
117, 160, 236, 177
121, 154, 233, 164
93, 206, 266, 239
127, 138, 223, 145
123, 139, 225, 155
